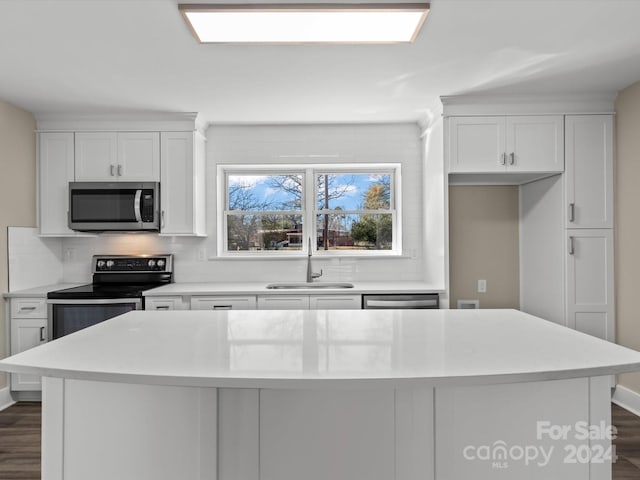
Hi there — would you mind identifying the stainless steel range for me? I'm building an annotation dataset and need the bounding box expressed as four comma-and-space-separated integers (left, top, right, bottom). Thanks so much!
47, 254, 173, 340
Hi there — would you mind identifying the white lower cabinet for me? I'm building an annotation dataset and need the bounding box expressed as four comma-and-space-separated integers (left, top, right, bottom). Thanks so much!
145, 296, 188, 311
565, 229, 614, 341
9, 297, 48, 391
309, 295, 361, 309
257, 295, 310, 310
191, 296, 257, 310
258, 294, 362, 310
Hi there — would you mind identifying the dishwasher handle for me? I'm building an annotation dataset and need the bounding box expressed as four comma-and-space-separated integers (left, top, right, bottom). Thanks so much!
362, 294, 439, 309
366, 299, 438, 309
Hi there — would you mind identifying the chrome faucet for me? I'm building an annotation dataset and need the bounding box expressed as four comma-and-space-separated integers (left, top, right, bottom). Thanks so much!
306, 238, 322, 283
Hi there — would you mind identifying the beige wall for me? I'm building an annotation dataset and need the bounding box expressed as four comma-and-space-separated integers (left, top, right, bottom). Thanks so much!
0, 99, 36, 390
615, 81, 640, 394
449, 185, 520, 309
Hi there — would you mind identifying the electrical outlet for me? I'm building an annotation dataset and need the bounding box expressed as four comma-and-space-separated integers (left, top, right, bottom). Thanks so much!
477, 279, 487, 293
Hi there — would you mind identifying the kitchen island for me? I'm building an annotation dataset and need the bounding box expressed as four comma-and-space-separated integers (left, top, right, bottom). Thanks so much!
2, 309, 640, 480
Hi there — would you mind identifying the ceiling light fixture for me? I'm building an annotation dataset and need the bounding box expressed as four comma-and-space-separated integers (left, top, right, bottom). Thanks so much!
179, 3, 430, 44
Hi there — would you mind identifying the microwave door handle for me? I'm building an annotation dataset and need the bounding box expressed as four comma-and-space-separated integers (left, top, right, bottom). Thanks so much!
134, 190, 143, 223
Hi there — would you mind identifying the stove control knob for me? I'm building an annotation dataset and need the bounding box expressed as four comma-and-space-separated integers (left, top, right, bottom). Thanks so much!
97, 260, 105, 269
147, 259, 156, 268
106, 260, 115, 269
156, 259, 165, 268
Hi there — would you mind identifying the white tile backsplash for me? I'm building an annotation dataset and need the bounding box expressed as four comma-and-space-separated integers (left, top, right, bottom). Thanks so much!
8, 227, 63, 291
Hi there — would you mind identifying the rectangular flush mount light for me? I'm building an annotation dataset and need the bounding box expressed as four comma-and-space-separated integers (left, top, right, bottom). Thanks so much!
179, 3, 430, 44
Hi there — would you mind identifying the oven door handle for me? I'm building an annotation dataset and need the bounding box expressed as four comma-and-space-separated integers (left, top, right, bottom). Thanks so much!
134, 189, 143, 223
47, 298, 142, 307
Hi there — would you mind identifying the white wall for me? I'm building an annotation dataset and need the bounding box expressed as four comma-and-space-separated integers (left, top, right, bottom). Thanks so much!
58, 124, 443, 287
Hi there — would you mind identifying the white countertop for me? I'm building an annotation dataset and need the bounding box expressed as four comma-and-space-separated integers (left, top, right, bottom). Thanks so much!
143, 281, 441, 296
3, 283, 84, 298
2, 309, 640, 389
3, 281, 442, 299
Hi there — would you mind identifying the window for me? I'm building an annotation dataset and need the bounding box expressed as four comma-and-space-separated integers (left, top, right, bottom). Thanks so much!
218, 164, 401, 256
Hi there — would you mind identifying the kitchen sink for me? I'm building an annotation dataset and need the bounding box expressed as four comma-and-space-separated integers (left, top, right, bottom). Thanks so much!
265, 282, 354, 289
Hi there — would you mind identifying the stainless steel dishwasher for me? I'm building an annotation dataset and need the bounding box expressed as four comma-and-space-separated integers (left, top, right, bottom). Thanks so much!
362, 293, 439, 309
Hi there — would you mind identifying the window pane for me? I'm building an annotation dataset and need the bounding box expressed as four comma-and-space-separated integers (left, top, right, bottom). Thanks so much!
315, 213, 393, 251
227, 214, 303, 251
228, 174, 303, 211
316, 173, 391, 210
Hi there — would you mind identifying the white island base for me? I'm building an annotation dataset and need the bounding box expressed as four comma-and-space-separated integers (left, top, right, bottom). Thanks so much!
2, 309, 638, 480
42, 375, 613, 480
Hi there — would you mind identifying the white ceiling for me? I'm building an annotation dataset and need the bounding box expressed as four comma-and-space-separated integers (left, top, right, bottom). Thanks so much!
1, 0, 640, 125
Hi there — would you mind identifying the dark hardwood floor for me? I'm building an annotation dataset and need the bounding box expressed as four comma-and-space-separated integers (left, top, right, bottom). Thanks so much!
1, 402, 640, 479
0, 402, 40, 480
612, 402, 640, 478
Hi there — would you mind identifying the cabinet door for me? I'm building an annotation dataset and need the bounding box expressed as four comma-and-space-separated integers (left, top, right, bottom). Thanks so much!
309, 295, 361, 310
75, 132, 118, 181
565, 115, 613, 228
448, 116, 506, 173
39, 132, 76, 235
160, 132, 206, 235
566, 230, 614, 342
145, 296, 186, 311
506, 116, 564, 172
117, 132, 160, 181
257, 295, 310, 310
191, 296, 257, 310
10, 318, 47, 390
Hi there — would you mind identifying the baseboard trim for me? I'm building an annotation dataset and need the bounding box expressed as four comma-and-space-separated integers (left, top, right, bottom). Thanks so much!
0, 386, 16, 412
613, 384, 640, 417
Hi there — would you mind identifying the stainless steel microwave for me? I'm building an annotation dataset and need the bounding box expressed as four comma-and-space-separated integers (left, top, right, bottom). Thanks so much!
68, 182, 160, 232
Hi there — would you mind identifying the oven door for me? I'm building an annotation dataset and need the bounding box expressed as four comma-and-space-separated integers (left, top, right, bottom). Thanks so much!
47, 298, 142, 340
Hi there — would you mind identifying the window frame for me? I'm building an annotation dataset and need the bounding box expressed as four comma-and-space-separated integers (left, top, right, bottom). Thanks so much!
216, 163, 402, 257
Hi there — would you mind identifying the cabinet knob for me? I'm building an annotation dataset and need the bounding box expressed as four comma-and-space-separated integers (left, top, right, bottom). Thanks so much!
568, 236, 575, 255
40, 326, 46, 342
500, 153, 507, 166
110, 164, 115, 176
568, 203, 575, 223
117, 165, 123, 176
509, 152, 515, 165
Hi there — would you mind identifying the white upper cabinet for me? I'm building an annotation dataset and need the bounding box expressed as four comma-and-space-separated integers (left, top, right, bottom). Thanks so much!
565, 115, 613, 229
448, 115, 564, 174
448, 116, 505, 173
39, 132, 76, 235
160, 131, 206, 236
506, 116, 564, 172
117, 132, 160, 181
75, 132, 160, 182
74, 132, 117, 180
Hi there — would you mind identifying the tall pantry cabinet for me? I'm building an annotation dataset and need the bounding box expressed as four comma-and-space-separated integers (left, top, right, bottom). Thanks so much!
564, 115, 615, 342
519, 114, 615, 342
